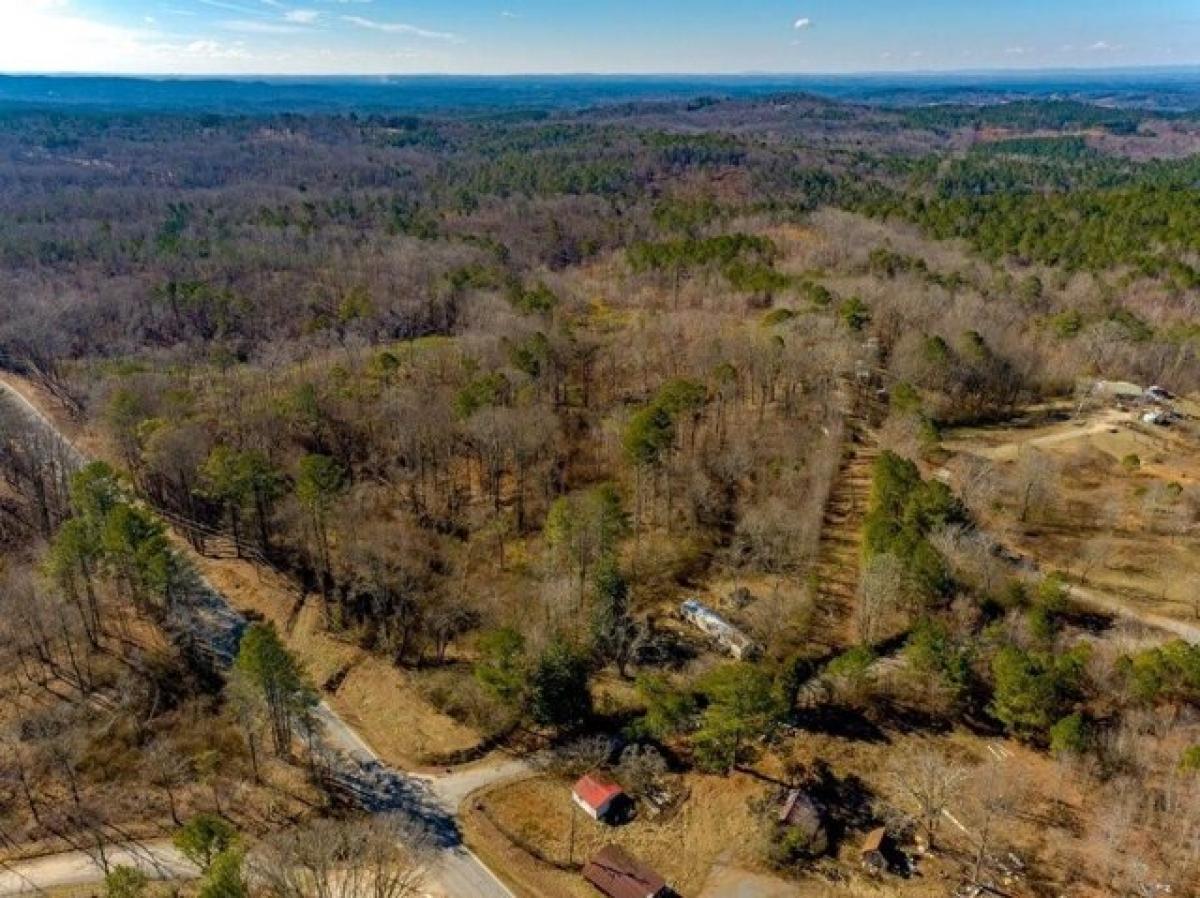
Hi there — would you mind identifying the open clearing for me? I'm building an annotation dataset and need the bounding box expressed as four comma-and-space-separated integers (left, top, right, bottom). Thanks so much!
942, 399, 1200, 631
464, 772, 777, 898
460, 726, 1106, 898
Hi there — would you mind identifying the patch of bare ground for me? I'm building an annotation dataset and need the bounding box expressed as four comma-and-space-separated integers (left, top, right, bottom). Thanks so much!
809, 432, 877, 651
943, 401, 1200, 628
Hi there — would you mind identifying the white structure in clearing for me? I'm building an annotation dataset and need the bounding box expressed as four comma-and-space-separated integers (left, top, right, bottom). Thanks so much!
680, 599, 760, 660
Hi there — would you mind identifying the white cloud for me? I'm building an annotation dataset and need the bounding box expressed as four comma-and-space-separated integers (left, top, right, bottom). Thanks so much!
284, 9, 319, 23
197, 0, 264, 15
793, 17, 811, 30
220, 18, 307, 33
1090, 40, 1114, 51
500, 10, 518, 18
0, 0, 256, 71
183, 39, 251, 59
340, 15, 456, 40
1004, 46, 1027, 55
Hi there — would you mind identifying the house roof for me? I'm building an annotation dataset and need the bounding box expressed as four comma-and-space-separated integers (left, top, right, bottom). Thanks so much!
778, 789, 821, 829
582, 845, 666, 898
573, 772, 625, 811
1094, 380, 1144, 398
861, 826, 887, 853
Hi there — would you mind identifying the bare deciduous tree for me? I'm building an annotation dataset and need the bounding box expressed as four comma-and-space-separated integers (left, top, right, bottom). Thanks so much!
250, 815, 433, 898
856, 552, 912, 645
963, 761, 1022, 886
888, 749, 967, 850
1011, 448, 1059, 525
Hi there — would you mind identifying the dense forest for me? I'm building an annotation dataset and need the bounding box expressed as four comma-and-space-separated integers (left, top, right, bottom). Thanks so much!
0, 87, 1198, 898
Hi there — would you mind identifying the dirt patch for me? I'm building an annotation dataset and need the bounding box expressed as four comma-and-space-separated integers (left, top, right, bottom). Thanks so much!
943, 403, 1200, 628
697, 864, 806, 898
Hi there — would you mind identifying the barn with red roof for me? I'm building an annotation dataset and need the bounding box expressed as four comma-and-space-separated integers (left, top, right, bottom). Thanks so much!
572, 772, 626, 822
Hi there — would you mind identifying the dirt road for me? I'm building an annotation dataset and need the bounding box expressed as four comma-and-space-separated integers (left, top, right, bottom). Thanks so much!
938, 406, 1200, 645
941, 407, 1129, 462
1067, 582, 1200, 644
0, 841, 195, 895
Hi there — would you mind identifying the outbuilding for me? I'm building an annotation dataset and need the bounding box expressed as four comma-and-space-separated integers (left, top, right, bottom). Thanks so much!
777, 788, 828, 855
861, 826, 889, 873
582, 845, 668, 898
573, 772, 626, 822
779, 789, 822, 831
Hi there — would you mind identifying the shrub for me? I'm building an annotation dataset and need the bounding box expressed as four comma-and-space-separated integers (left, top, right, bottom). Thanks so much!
173, 814, 238, 871
105, 867, 148, 898
1179, 746, 1200, 773
528, 641, 592, 729
1049, 712, 1089, 757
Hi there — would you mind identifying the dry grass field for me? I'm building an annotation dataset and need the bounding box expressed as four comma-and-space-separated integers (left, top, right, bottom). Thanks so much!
942, 398, 1200, 627
460, 722, 1130, 898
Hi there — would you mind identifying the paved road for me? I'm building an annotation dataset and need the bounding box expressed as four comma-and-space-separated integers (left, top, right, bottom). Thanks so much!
0, 379, 521, 898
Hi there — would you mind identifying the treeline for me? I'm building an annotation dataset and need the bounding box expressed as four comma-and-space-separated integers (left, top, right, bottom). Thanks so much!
0, 405, 326, 856
902, 99, 1148, 134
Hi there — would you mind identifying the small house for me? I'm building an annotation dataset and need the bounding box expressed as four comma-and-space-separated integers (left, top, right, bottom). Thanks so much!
582, 845, 668, 898
778, 788, 828, 855
779, 789, 822, 831
861, 826, 889, 873
680, 599, 760, 660
573, 772, 626, 822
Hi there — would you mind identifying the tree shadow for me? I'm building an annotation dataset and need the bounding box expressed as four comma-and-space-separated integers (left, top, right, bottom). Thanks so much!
793, 706, 890, 744
804, 761, 877, 855
327, 757, 463, 849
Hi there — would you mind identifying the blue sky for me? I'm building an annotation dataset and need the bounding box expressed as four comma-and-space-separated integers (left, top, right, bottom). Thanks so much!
2, 0, 1198, 75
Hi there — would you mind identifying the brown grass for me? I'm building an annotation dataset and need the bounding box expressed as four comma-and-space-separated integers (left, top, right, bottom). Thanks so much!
946, 406, 1200, 624
187, 548, 480, 767
465, 771, 776, 897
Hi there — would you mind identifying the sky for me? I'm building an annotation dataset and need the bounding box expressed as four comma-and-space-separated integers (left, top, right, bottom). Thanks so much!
1, 0, 1198, 76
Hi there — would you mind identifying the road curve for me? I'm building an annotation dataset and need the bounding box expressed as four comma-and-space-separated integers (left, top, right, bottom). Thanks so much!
0, 379, 520, 898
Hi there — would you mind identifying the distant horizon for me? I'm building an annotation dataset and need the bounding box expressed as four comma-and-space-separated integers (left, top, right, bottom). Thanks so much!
4, 64, 1200, 81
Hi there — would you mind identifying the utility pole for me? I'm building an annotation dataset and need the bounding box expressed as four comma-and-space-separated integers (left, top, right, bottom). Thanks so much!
568, 796, 577, 866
